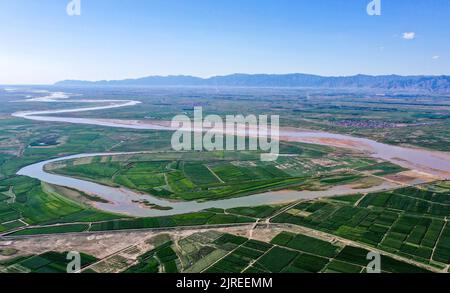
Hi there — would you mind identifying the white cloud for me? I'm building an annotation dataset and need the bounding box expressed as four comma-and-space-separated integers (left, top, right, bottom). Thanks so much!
402, 32, 416, 40
432, 55, 440, 60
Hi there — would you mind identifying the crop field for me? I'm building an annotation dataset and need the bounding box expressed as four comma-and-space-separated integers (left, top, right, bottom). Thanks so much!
355, 162, 408, 176
175, 231, 431, 273
1, 229, 432, 274
125, 241, 179, 273
7, 210, 256, 236
0, 251, 97, 273
249, 232, 429, 273
272, 181, 450, 268
271, 232, 340, 258
226, 205, 282, 218
112, 231, 432, 274
5, 202, 286, 237
10, 224, 90, 236
23, 87, 448, 152
48, 146, 393, 202
88, 211, 254, 232
0, 87, 449, 274
0, 176, 123, 235
359, 186, 450, 217
0, 118, 181, 235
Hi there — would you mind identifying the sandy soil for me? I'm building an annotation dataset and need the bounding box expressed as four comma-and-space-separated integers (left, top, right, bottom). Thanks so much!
385, 170, 441, 184
0, 225, 255, 260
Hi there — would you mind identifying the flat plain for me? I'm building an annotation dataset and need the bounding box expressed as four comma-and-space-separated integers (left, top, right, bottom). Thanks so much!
0, 86, 449, 273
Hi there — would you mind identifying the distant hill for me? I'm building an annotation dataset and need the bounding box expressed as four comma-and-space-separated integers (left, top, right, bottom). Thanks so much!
55, 74, 450, 93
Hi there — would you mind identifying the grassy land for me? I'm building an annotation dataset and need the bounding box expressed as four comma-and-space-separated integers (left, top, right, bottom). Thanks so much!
124, 241, 179, 273
1, 230, 433, 274
7, 209, 257, 236
21, 87, 448, 152
0, 114, 175, 232
10, 224, 90, 236
0, 176, 124, 234
175, 231, 431, 273
208, 232, 430, 273
48, 145, 392, 202
1, 87, 448, 274
0, 251, 97, 273
272, 181, 450, 268
88, 211, 255, 232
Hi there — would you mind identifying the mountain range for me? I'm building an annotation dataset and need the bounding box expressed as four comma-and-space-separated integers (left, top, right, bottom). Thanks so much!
55, 74, 450, 93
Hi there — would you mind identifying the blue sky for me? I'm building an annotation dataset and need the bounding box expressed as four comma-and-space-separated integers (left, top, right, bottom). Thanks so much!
0, 0, 449, 84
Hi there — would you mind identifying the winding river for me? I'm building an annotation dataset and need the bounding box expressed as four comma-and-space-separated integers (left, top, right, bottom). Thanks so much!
11, 90, 450, 217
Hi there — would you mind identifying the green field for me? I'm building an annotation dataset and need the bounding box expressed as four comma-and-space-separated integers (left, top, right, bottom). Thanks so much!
0, 251, 97, 273
2, 230, 431, 274
190, 232, 431, 274
10, 224, 90, 236
272, 181, 450, 268
89, 211, 254, 232
9, 210, 256, 236
0, 176, 122, 234
1, 87, 449, 274
48, 147, 388, 202
125, 241, 179, 273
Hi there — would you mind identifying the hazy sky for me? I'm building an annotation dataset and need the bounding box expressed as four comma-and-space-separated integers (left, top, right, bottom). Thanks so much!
0, 0, 449, 84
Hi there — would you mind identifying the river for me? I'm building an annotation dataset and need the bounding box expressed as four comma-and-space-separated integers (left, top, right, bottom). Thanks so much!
12, 91, 450, 217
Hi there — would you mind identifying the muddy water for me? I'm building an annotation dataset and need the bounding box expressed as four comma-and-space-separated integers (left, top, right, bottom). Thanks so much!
17, 152, 399, 217
13, 92, 450, 217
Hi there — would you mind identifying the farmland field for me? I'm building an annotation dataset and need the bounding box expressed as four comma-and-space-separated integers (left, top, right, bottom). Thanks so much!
272, 181, 450, 269
47, 144, 390, 202
0, 86, 449, 275
0, 229, 434, 274
0, 251, 97, 273
1, 0, 450, 278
